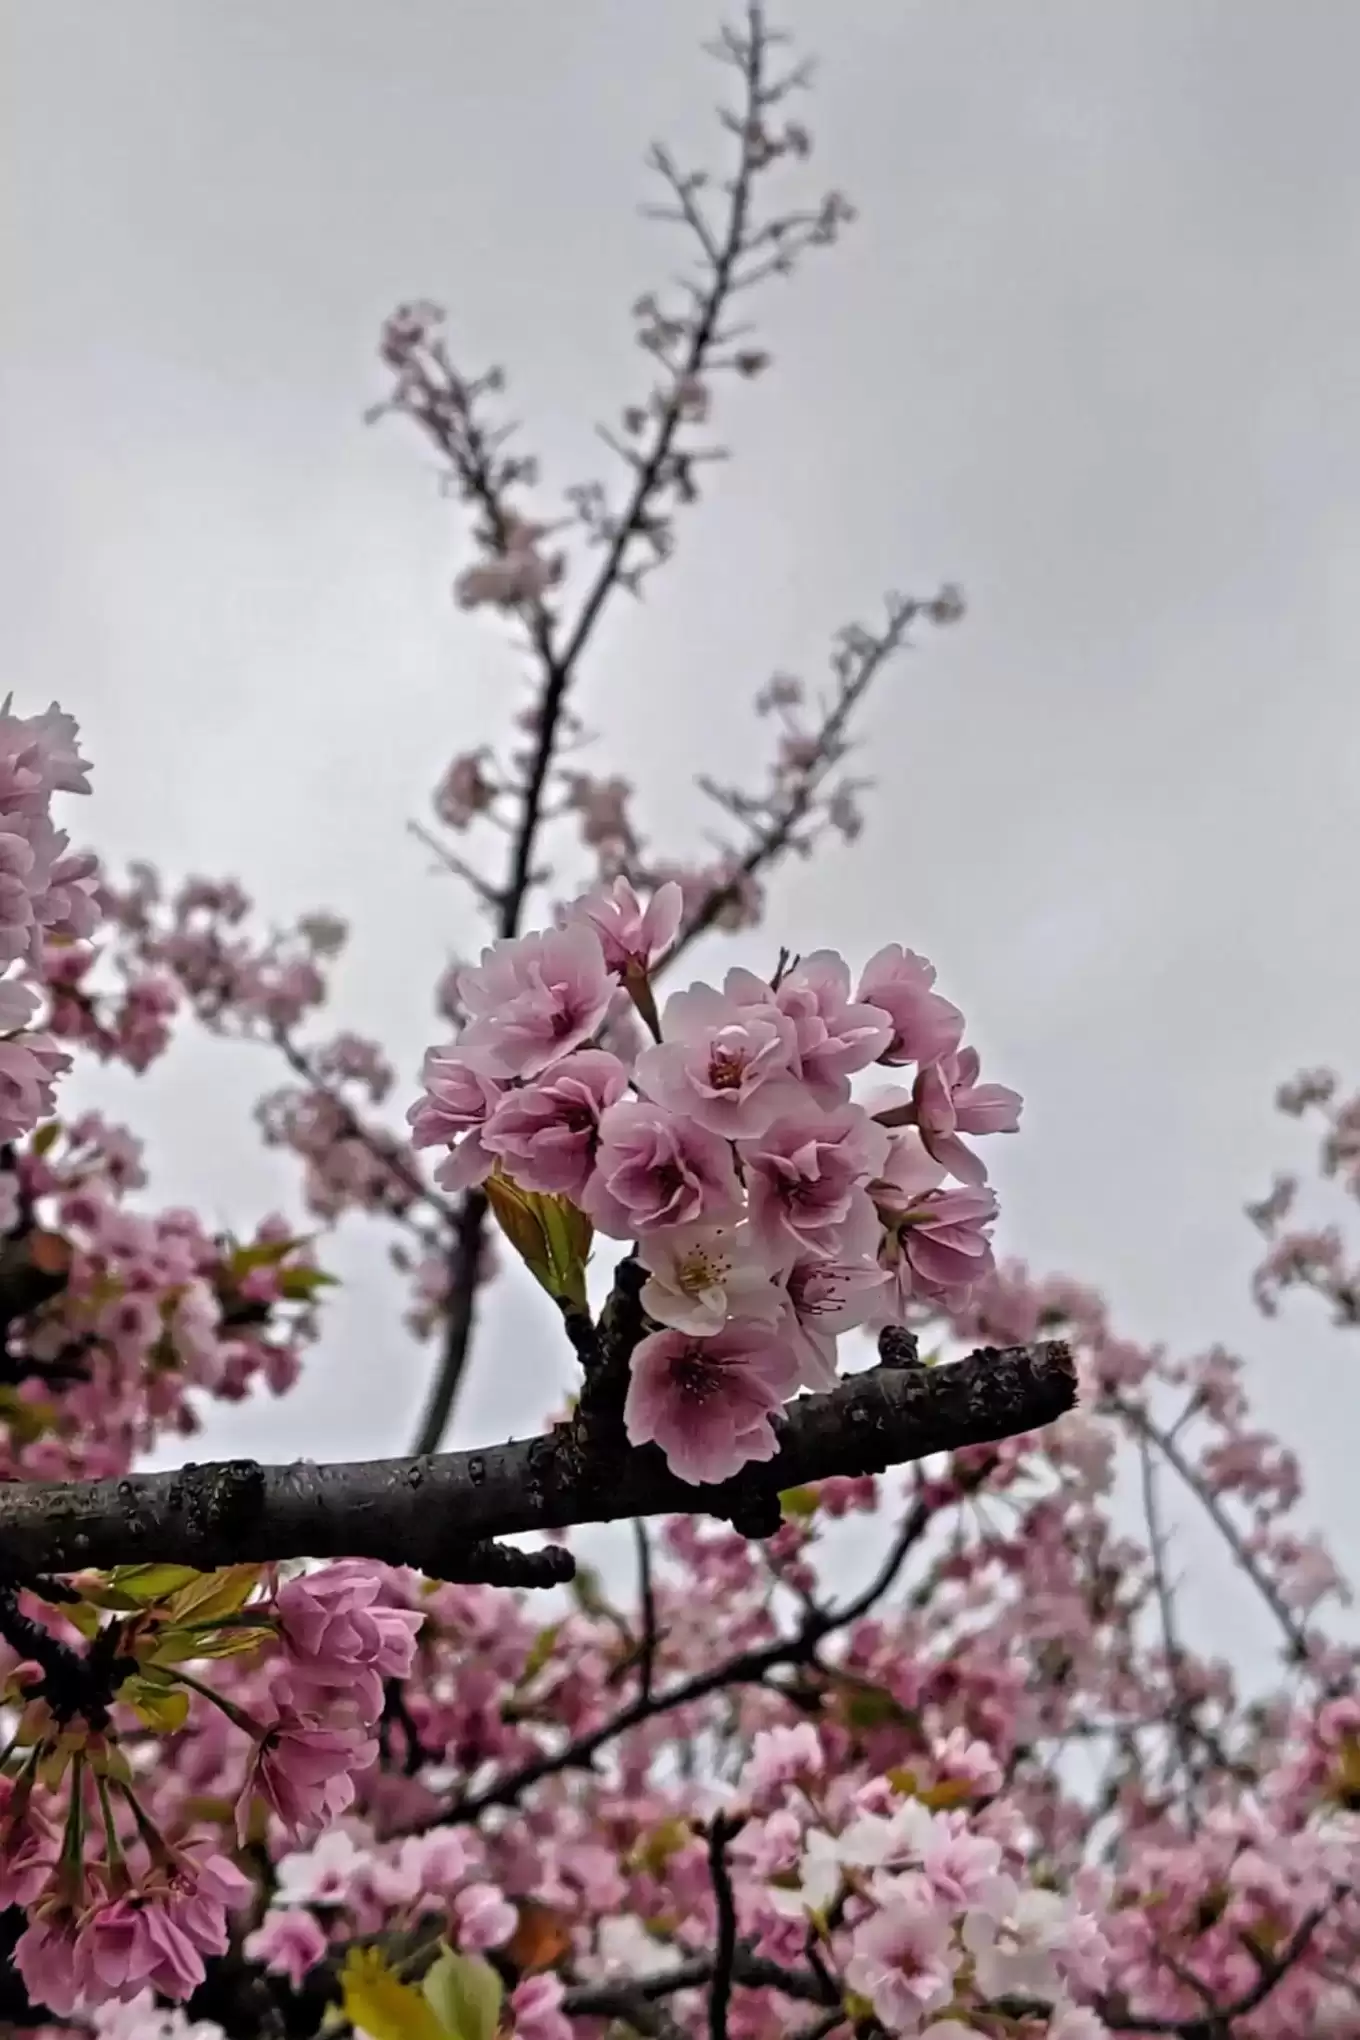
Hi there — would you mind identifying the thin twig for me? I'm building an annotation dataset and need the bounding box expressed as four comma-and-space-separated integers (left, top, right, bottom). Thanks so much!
634, 1517, 659, 1703
1135, 1431, 1199, 1815
269, 1025, 454, 1229
1114, 1396, 1313, 1665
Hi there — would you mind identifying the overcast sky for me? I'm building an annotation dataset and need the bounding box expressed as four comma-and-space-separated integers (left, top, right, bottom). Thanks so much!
5, 3, 1360, 1630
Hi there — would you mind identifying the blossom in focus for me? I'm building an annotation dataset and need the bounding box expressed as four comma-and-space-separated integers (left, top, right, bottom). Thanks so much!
456, 926, 615, 1079
856, 944, 963, 1069
274, 1561, 422, 1719
624, 1319, 799, 1482
634, 983, 801, 1138
562, 876, 683, 976
481, 1049, 629, 1197
636, 1221, 782, 1337
844, 1888, 959, 2032
582, 1098, 742, 1237
908, 1046, 1023, 1185
739, 1101, 888, 1263
238, 1715, 378, 1841
407, 1048, 507, 1190
871, 1129, 998, 1306
728, 952, 892, 1106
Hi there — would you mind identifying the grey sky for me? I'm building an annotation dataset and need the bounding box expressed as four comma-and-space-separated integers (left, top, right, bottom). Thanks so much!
5, 3, 1360, 1616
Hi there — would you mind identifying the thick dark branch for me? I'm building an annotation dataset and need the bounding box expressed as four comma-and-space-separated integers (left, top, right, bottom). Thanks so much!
0, 1342, 1074, 1577
708, 1815, 741, 2040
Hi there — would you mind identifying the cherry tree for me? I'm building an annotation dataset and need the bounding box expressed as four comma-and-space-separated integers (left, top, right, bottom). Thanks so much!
1, 10, 1357, 2038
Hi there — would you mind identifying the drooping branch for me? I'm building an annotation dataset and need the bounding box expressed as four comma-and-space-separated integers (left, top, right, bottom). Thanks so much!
0, 1341, 1074, 1577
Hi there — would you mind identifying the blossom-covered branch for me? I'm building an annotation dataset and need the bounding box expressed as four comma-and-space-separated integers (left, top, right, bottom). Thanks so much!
0, 1339, 1074, 1577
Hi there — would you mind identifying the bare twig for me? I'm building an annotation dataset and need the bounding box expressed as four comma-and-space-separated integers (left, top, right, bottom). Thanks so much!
405, 5, 782, 1454
634, 1516, 660, 1702
1113, 1396, 1313, 1666
1135, 1430, 1199, 1813
268, 1025, 454, 1230
670, 594, 932, 965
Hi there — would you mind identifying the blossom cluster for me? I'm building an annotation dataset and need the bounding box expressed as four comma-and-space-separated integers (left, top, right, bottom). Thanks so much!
2, 1559, 420, 2017
0, 699, 98, 1139
0, 1113, 329, 1482
408, 879, 1021, 1484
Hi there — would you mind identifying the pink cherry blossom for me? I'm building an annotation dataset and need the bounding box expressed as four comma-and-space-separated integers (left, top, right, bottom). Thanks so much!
728, 952, 892, 1105
0, 1023, 70, 1143
775, 1227, 888, 1389
563, 877, 683, 975
845, 1884, 960, 2031
872, 1129, 998, 1305
636, 1222, 783, 1336
582, 1098, 742, 1237
743, 1721, 825, 1795
244, 1907, 328, 1989
456, 924, 614, 1079
908, 1046, 1023, 1185
481, 1049, 629, 1196
738, 1101, 888, 1263
509, 1974, 573, 2040
433, 751, 496, 830
275, 1561, 422, 1718
623, 1319, 799, 1482
453, 1880, 518, 1949
15, 1911, 85, 2018
856, 944, 964, 1068
633, 983, 801, 1138
407, 1047, 507, 1189
164, 1847, 252, 1960
239, 1714, 378, 1841
78, 1897, 206, 2004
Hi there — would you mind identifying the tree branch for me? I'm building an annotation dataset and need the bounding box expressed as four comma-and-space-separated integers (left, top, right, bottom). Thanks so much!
707, 1814, 741, 2040
0, 1341, 1074, 1577
411, 1188, 489, 1457
406, 8, 777, 1457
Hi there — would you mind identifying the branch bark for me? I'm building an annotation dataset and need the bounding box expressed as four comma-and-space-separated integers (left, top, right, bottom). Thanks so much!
0, 1341, 1074, 1577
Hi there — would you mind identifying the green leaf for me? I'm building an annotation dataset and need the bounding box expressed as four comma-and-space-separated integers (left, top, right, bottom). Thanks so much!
570, 1563, 609, 1617
422, 1948, 503, 2040
839, 1681, 916, 1731
519, 1622, 562, 1685
484, 1172, 591, 1311
277, 1264, 339, 1300
226, 1237, 309, 1278
166, 1564, 263, 1625
153, 1624, 274, 1664
340, 1948, 445, 2040
30, 1120, 61, 1156
109, 1563, 204, 1604
778, 1485, 819, 1520
118, 1673, 190, 1734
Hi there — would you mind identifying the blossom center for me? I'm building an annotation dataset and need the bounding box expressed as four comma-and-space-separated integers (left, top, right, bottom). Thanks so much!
706, 1044, 749, 1090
